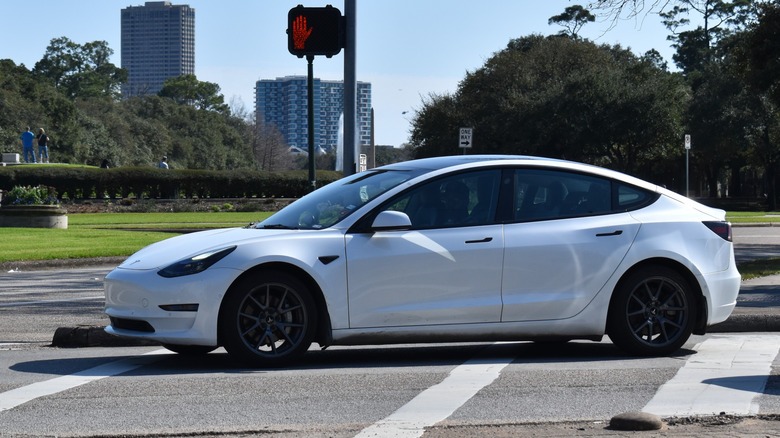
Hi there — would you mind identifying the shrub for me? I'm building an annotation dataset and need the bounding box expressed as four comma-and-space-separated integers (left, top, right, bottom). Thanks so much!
2, 185, 60, 206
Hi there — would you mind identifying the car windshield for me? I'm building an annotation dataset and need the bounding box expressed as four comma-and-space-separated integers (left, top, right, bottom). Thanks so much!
256, 169, 425, 230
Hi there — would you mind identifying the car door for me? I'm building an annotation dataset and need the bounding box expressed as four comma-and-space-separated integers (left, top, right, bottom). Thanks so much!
500, 169, 641, 322
345, 169, 505, 328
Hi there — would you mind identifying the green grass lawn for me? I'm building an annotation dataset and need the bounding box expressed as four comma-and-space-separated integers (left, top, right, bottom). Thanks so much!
726, 212, 780, 223
69, 211, 269, 227
0, 211, 273, 263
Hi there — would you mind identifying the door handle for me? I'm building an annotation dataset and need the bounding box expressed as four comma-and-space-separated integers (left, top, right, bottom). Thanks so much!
596, 230, 623, 237
465, 237, 493, 244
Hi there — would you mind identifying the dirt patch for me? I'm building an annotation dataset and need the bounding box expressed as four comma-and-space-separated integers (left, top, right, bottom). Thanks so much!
0, 256, 127, 272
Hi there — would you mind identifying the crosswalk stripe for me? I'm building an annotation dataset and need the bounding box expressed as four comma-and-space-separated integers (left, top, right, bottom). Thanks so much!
643, 335, 780, 417
0, 349, 168, 412
353, 343, 515, 438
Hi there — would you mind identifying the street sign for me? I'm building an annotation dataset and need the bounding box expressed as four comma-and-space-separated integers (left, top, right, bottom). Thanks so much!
685, 134, 691, 150
359, 154, 367, 172
459, 127, 473, 148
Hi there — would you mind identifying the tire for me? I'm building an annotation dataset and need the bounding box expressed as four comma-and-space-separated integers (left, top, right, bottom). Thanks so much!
163, 344, 217, 356
607, 265, 696, 356
220, 271, 317, 367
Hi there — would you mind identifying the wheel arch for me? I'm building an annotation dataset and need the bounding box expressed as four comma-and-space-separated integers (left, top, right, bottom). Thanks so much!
609, 257, 707, 334
217, 262, 333, 348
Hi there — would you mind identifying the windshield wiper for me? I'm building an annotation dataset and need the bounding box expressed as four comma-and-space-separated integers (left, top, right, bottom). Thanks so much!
260, 224, 298, 230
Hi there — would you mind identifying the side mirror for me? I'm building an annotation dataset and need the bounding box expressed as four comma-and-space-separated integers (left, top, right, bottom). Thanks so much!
371, 210, 412, 231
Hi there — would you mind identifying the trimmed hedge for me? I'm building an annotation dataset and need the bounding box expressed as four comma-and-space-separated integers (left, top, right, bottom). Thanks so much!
0, 166, 342, 200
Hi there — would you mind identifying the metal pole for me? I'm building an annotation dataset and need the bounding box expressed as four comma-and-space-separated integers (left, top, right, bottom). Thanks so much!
686, 149, 689, 198
307, 55, 316, 192
343, 0, 356, 176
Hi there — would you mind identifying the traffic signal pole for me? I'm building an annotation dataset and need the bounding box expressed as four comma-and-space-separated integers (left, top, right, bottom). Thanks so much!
343, 0, 356, 177
307, 54, 316, 192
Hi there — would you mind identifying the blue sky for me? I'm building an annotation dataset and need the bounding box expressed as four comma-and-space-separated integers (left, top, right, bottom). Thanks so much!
1, 1, 682, 147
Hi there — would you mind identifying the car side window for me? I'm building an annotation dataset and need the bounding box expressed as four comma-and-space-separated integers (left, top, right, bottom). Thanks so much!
382, 170, 501, 229
617, 183, 656, 210
512, 169, 612, 221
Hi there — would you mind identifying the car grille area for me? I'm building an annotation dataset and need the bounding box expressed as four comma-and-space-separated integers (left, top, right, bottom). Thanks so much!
110, 317, 155, 333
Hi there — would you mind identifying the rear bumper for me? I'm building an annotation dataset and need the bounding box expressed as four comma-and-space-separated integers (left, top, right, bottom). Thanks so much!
702, 264, 741, 326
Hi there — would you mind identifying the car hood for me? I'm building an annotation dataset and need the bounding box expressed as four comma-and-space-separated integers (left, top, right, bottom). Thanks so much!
116, 227, 296, 271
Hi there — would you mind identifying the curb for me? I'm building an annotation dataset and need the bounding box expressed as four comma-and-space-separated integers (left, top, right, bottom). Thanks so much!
708, 313, 780, 333
52, 326, 160, 348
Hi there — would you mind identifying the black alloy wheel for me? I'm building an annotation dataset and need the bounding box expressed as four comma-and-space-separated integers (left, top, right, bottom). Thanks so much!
220, 271, 316, 367
608, 265, 696, 356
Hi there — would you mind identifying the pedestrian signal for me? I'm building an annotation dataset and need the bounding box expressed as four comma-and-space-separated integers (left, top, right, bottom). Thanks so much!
287, 5, 343, 58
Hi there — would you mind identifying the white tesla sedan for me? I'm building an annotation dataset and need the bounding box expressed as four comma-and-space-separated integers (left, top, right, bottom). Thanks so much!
104, 155, 740, 366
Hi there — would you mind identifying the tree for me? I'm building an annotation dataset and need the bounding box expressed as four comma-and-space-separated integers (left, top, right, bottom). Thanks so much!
33, 37, 126, 99
659, 0, 755, 74
588, 0, 752, 24
253, 122, 294, 171
158, 75, 230, 114
549, 5, 596, 39
410, 36, 688, 183
738, 2, 780, 107
0, 59, 82, 161
731, 2, 780, 208
409, 93, 463, 158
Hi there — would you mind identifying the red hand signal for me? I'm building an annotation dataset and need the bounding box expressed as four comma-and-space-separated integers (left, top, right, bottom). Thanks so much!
293, 15, 313, 50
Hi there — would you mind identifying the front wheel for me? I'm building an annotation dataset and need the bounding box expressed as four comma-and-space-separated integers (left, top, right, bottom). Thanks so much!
220, 271, 317, 367
607, 265, 696, 356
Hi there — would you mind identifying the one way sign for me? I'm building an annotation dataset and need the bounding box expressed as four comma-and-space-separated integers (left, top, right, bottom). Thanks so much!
459, 127, 473, 149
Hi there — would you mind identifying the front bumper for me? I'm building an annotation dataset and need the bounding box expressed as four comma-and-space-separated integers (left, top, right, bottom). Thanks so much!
104, 266, 242, 346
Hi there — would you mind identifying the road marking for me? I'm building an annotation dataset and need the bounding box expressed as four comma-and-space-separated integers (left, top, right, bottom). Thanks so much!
354, 344, 515, 438
0, 349, 168, 412
643, 335, 780, 417
0, 296, 104, 308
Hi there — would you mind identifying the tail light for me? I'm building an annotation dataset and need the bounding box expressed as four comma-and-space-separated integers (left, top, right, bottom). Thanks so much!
703, 221, 732, 242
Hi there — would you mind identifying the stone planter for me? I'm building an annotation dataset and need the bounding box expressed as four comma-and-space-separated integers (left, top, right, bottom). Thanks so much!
0, 205, 68, 229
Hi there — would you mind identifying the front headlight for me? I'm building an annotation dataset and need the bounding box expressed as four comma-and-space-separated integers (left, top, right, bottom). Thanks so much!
157, 246, 237, 278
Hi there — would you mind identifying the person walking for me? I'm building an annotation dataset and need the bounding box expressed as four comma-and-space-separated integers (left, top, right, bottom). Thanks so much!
37, 128, 50, 163
20, 126, 36, 163
157, 156, 169, 169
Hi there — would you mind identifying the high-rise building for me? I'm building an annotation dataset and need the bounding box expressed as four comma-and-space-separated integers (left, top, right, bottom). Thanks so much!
121, 1, 195, 97
255, 76, 372, 152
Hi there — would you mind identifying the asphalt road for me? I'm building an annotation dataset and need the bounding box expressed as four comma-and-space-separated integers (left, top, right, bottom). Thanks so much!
732, 224, 780, 262
0, 336, 778, 437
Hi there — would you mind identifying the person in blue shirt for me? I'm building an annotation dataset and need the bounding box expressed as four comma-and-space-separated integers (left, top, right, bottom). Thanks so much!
20, 127, 36, 163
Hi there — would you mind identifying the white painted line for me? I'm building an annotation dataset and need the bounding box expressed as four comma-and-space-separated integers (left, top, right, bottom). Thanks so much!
354, 344, 515, 438
0, 296, 104, 308
0, 349, 168, 412
643, 335, 780, 417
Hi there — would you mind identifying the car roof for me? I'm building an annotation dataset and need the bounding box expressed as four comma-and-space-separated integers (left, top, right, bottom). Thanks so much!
378, 155, 549, 171
376, 155, 662, 193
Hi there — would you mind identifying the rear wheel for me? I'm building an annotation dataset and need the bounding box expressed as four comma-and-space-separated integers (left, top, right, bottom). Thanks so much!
220, 271, 316, 367
607, 265, 696, 356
